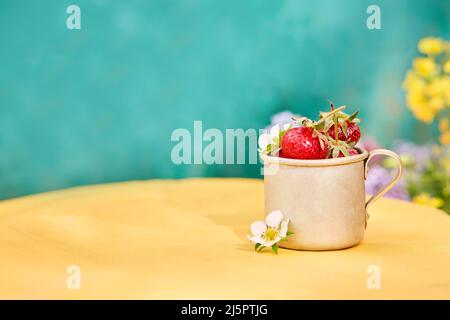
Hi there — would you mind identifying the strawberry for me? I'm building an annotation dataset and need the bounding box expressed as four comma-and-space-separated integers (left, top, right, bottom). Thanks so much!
323, 102, 361, 144
267, 103, 362, 160
280, 127, 327, 159
328, 121, 361, 144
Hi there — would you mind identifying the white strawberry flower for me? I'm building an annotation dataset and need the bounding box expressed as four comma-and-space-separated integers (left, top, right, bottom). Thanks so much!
247, 210, 292, 254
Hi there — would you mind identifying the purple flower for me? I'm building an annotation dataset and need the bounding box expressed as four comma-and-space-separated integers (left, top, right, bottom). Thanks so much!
357, 136, 382, 153
392, 140, 432, 170
365, 165, 409, 200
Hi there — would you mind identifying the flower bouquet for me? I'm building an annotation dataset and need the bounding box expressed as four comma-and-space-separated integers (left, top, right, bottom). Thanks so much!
399, 37, 450, 214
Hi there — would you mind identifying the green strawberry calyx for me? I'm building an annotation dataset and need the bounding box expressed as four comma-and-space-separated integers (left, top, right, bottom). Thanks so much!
260, 103, 361, 159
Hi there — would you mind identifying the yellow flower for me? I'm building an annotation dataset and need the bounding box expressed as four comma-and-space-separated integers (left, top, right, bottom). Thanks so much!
407, 90, 426, 108
440, 131, 450, 145
425, 78, 443, 97
415, 108, 435, 123
413, 193, 444, 208
441, 76, 450, 105
428, 96, 445, 111
413, 57, 438, 77
402, 71, 426, 91
406, 91, 436, 123
444, 60, 450, 74
439, 118, 449, 132
439, 119, 450, 145
418, 37, 443, 55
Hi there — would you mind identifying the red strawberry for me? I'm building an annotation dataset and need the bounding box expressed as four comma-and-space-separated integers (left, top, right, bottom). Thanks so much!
280, 127, 327, 159
328, 121, 361, 144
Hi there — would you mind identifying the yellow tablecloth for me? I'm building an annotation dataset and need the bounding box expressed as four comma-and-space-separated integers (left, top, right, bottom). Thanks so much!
0, 178, 449, 299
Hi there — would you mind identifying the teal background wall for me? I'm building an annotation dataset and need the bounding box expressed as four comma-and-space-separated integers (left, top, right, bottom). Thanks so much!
0, 0, 449, 199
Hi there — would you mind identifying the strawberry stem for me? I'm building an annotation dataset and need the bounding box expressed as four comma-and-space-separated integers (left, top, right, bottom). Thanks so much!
316, 105, 346, 126
327, 99, 335, 111
293, 106, 346, 126
325, 105, 345, 117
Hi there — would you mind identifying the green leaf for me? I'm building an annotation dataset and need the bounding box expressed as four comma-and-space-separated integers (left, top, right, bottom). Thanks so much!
347, 110, 359, 122
269, 147, 281, 155
255, 243, 261, 251
279, 124, 291, 142
341, 121, 348, 138
332, 147, 340, 158
319, 111, 329, 119
272, 244, 279, 254
315, 121, 325, 131
318, 137, 325, 151
272, 137, 279, 145
286, 231, 294, 236
256, 244, 265, 252
340, 146, 350, 157
293, 116, 308, 124
323, 119, 334, 132
266, 144, 277, 154
336, 112, 348, 119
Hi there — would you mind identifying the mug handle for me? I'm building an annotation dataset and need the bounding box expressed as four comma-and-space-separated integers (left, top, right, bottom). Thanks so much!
364, 149, 403, 227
